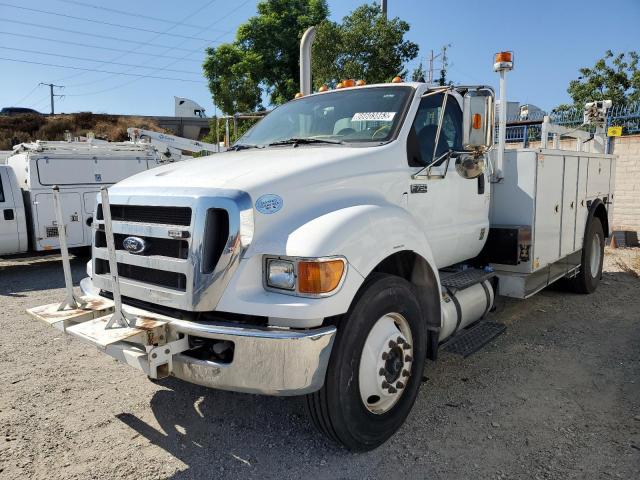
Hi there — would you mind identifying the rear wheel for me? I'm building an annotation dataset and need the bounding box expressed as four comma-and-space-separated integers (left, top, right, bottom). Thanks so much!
305, 274, 427, 451
567, 217, 604, 293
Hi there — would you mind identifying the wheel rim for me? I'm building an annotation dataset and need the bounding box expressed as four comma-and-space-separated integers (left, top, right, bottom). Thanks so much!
589, 233, 602, 277
358, 312, 414, 415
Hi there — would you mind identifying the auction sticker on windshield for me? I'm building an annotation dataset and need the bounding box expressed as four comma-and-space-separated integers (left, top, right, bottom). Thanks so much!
351, 112, 396, 122
255, 194, 283, 214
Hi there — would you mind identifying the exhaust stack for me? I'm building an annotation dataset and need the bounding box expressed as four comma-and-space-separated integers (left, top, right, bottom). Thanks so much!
300, 26, 316, 96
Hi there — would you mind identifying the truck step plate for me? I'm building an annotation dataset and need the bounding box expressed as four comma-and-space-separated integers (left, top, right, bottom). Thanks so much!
440, 268, 495, 291
444, 321, 506, 358
66, 315, 167, 349
26, 297, 114, 332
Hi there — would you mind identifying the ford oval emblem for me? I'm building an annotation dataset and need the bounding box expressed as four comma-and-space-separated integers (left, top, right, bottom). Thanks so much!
122, 236, 147, 254
255, 194, 283, 214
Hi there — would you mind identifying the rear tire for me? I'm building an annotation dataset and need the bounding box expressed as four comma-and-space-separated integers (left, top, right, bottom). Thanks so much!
567, 217, 604, 294
305, 274, 427, 451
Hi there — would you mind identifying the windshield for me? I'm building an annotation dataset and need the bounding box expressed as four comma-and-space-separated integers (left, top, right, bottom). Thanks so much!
237, 86, 413, 147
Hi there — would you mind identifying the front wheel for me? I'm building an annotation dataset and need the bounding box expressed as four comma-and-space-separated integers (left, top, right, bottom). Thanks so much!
566, 217, 605, 293
305, 274, 427, 451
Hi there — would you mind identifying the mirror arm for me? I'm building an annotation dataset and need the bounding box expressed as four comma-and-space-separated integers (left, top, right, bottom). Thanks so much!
411, 149, 451, 179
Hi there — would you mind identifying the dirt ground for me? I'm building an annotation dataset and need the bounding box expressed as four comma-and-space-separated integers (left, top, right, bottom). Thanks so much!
1, 249, 639, 480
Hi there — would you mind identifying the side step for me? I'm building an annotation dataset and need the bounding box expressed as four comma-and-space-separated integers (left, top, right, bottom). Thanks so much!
443, 321, 506, 357
440, 268, 495, 291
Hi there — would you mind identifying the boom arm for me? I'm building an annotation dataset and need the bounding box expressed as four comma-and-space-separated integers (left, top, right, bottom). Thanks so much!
127, 128, 220, 159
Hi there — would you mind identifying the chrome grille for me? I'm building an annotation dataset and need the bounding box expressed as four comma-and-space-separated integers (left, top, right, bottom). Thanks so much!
95, 231, 189, 259
97, 204, 191, 226
95, 259, 187, 291
91, 189, 252, 312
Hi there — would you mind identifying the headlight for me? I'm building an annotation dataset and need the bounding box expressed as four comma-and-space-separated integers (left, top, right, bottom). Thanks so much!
264, 256, 346, 297
266, 259, 296, 290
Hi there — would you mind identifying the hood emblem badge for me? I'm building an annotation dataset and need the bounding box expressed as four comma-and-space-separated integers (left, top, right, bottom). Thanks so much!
255, 194, 283, 214
122, 236, 147, 254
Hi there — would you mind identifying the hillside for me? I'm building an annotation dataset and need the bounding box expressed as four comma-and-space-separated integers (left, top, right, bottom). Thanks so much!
0, 112, 167, 149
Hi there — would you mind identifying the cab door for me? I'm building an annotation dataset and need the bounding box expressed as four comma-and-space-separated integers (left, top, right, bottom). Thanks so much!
406, 93, 490, 268
0, 166, 21, 255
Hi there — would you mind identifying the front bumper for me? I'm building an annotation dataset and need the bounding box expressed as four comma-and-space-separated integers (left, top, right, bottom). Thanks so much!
27, 292, 336, 396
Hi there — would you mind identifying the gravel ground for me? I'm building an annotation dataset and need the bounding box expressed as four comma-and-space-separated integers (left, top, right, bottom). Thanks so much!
1, 250, 639, 480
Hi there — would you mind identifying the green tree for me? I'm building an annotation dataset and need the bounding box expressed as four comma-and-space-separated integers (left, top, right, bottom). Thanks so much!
556, 50, 639, 110
411, 61, 426, 82
203, 0, 329, 115
312, 4, 419, 88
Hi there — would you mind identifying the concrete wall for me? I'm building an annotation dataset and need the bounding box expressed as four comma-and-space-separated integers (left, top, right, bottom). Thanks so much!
506, 135, 640, 234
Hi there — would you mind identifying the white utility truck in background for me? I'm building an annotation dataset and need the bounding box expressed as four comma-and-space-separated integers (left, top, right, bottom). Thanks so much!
29, 52, 615, 451
0, 140, 163, 256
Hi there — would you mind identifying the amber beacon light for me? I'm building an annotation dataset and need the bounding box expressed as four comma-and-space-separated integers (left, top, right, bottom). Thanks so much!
493, 51, 514, 72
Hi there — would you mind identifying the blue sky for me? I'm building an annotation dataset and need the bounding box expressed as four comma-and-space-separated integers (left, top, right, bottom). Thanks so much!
1, 0, 638, 116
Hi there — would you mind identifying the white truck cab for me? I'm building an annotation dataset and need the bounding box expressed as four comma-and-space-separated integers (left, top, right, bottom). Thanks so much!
29, 79, 615, 452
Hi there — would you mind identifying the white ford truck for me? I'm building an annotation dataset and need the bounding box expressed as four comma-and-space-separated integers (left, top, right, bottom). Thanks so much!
29, 63, 615, 451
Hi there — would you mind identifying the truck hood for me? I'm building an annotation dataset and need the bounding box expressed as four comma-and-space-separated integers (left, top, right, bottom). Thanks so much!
115, 146, 386, 193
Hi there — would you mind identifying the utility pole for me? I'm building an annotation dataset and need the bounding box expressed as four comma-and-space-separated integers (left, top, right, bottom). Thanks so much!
381, 0, 387, 18
427, 50, 439, 85
427, 45, 451, 85
39, 83, 64, 115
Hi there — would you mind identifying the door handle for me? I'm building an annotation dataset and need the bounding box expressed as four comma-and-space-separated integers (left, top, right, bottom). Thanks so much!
3, 208, 14, 221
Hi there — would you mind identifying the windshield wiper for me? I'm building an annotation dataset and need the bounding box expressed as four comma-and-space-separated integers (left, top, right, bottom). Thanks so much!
267, 137, 345, 147
231, 143, 262, 151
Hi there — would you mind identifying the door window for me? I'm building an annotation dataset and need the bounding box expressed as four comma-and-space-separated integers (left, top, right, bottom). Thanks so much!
0, 173, 5, 202
408, 93, 462, 166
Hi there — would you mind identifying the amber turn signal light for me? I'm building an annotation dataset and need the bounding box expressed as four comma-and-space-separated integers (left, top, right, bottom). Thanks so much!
297, 260, 345, 294
472, 113, 482, 129
391, 76, 403, 83
342, 79, 356, 88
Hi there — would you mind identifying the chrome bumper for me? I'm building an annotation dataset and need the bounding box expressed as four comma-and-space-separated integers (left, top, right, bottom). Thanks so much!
169, 320, 335, 395
27, 294, 336, 396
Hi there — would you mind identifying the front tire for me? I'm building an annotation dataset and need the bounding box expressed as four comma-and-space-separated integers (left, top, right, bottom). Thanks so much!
567, 217, 604, 293
305, 274, 427, 451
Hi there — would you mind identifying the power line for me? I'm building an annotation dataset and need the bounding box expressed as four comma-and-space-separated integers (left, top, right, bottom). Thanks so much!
0, 31, 201, 63
0, 47, 202, 74
0, 19, 217, 54
12, 83, 41, 106
0, 57, 206, 83
29, 94, 52, 110
51, 0, 220, 85
53, 0, 208, 30
63, 0, 252, 97
0, 2, 229, 40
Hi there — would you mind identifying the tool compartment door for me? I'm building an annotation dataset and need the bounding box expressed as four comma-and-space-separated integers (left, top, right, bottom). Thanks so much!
560, 156, 578, 256
0, 167, 21, 255
533, 153, 563, 269
33, 192, 84, 250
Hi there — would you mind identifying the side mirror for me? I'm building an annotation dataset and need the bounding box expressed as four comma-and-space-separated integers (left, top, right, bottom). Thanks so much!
462, 89, 494, 152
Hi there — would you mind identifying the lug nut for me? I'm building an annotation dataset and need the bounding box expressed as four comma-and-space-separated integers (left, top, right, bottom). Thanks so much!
396, 336, 405, 345
405, 355, 413, 362
388, 386, 397, 394
396, 381, 405, 389
403, 343, 411, 350
402, 369, 410, 377
381, 352, 389, 360
381, 381, 390, 389
379, 368, 386, 376
388, 340, 397, 349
